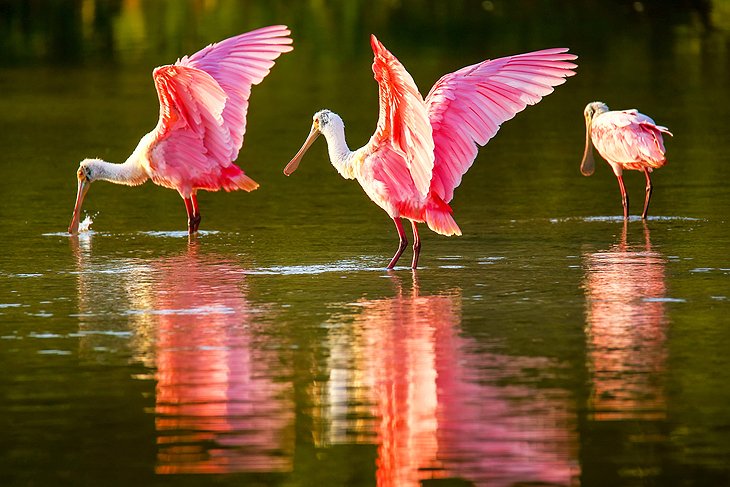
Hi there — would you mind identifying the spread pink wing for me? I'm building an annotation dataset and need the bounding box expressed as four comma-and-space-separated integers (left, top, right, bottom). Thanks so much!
425, 48, 577, 202
365, 35, 434, 198
150, 25, 293, 194
591, 110, 672, 168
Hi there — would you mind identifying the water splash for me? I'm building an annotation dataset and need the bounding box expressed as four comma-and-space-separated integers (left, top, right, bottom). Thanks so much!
43, 213, 96, 237
77, 215, 94, 233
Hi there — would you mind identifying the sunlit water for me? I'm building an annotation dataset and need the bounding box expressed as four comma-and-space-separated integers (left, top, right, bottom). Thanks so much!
1, 2, 729, 486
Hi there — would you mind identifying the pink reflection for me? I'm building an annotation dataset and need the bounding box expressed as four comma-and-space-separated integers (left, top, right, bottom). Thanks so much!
583, 222, 667, 421
152, 249, 293, 474
324, 274, 579, 486
72, 238, 293, 474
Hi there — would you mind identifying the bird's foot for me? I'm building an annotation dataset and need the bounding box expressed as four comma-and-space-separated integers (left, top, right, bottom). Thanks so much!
188, 214, 201, 234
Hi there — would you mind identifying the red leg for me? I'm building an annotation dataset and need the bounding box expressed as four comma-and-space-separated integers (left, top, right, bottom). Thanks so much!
410, 220, 421, 269
184, 197, 194, 231
190, 192, 201, 232
616, 175, 629, 219
387, 218, 408, 269
183, 196, 200, 234
641, 168, 653, 220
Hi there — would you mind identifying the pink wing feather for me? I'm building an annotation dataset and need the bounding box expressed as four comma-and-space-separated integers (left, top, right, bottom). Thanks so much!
366, 35, 435, 199
425, 48, 577, 202
591, 110, 672, 169
150, 25, 293, 194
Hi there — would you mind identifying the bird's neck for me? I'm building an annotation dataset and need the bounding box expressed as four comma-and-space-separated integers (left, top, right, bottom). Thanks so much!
89, 158, 149, 186
322, 125, 357, 179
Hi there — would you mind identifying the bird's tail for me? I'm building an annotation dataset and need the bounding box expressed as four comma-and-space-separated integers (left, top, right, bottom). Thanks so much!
641, 122, 673, 169
424, 194, 462, 236
223, 165, 259, 192
231, 172, 259, 192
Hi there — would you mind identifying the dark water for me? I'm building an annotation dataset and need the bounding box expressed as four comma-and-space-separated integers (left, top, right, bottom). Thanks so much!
1, 1, 729, 486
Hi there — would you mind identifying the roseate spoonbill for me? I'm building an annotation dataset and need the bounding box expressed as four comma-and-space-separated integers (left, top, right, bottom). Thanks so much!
284, 35, 576, 269
68, 25, 293, 235
580, 101, 672, 219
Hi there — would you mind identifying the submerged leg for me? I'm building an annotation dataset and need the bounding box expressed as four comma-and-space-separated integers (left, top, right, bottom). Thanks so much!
190, 193, 201, 232
641, 168, 653, 220
410, 220, 421, 269
183, 196, 201, 234
387, 218, 408, 270
616, 175, 629, 219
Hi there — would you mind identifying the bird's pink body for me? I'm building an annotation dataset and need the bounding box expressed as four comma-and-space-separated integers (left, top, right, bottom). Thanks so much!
69, 25, 293, 234
580, 102, 672, 219
589, 109, 671, 176
364, 39, 578, 237
285, 36, 577, 268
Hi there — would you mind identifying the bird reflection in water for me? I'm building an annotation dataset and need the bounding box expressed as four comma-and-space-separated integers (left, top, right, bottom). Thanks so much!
71, 237, 293, 475
583, 221, 668, 421
321, 272, 579, 486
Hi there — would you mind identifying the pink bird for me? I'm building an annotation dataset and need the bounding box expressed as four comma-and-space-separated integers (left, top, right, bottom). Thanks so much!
580, 101, 672, 219
68, 25, 293, 235
284, 35, 577, 269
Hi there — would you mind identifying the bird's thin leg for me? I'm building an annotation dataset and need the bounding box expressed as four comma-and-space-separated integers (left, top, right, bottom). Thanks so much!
616, 175, 629, 219
641, 168, 653, 220
191, 193, 202, 232
184, 197, 195, 233
386, 218, 408, 270
183, 197, 200, 234
410, 220, 421, 269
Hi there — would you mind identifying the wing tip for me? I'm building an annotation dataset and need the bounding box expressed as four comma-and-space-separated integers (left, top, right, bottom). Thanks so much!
370, 34, 389, 58
248, 24, 294, 45
370, 34, 379, 54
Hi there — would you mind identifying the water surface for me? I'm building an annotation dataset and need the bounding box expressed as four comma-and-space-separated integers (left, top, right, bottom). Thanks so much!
1, 1, 729, 486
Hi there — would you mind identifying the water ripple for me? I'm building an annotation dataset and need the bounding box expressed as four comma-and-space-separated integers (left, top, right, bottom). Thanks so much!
139, 230, 219, 238
248, 258, 381, 275
124, 305, 237, 316
548, 215, 703, 223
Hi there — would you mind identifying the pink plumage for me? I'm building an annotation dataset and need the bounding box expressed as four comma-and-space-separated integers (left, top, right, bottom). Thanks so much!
69, 25, 293, 235
590, 109, 671, 172
580, 102, 672, 219
151, 25, 294, 196
369, 35, 435, 199
283, 35, 577, 269
366, 38, 577, 241
426, 48, 579, 204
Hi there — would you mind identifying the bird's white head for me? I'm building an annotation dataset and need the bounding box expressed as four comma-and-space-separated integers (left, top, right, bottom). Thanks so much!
68, 158, 100, 234
312, 109, 345, 138
283, 109, 345, 176
580, 102, 609, 177
78, 158, 102, 182
583, 101, 609, 123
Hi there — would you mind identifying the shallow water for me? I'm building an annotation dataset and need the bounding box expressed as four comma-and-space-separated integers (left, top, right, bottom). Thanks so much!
1, 2, 729, 486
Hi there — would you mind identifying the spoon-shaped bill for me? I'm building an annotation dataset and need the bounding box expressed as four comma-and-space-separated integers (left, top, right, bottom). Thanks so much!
68, 178, 90, 234
283, 123, 321, 176
580, 118, 595, 176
